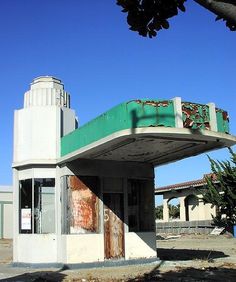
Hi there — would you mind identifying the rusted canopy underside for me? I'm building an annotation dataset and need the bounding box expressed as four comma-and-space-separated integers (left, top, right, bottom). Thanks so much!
59, 127, 236, 166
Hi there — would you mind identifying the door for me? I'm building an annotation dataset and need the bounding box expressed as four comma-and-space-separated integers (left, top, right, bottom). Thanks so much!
103, 193, 124, 259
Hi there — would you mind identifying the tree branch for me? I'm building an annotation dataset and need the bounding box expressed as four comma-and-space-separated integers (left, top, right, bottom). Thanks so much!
194, 0, 236, 25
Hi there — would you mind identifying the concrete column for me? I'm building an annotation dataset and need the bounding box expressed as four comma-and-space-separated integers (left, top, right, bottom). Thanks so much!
172, 97, 183, 128
123, 178, 129, 234
12, 168, 19, 262
207, 103, 218, 132
56, 165, 62, 262
198, 197, 206, 220
179, 197, 186, 221
163, 198, 169, 222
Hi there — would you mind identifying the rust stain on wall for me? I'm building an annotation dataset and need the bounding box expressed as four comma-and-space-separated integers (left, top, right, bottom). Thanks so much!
104, 193, 124, 259
68, 176, 99, 233
222, 111, 229, 121
215, 108, 229, 133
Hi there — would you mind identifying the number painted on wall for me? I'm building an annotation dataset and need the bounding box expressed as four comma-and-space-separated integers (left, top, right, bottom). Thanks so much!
104, 208, 109, 222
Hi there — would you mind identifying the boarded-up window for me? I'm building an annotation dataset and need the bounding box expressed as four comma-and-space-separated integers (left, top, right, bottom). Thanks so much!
67, 176, 100, 234
103, 193, 124, 259
127, 179, 154, 232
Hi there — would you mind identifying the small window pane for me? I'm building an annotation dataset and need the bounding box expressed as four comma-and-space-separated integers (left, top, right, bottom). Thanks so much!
34, 178, 55, 234
19, 179, 32, 234
128, 179, 154, 232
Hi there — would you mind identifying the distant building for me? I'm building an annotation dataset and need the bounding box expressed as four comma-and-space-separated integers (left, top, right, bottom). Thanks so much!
0, 186, 13, 239
155, 175, 217, 222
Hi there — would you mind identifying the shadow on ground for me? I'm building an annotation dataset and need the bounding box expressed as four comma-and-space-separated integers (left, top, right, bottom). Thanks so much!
128, 264, 236, 282
2, 264, 236, 282
157, 248, 228, 261
1, 270, 66, 282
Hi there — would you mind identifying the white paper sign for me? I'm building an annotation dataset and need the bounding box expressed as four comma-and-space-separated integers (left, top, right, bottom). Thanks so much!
210, 226, 225, 235
21, 208, 31, 230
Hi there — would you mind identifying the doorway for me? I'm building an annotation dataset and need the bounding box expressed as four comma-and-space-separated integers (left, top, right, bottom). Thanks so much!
185, 195, 199, 221
103, 193, 124, 259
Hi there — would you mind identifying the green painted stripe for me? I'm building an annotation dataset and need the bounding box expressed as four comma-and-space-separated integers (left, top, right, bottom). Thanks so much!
61, 99, 175, 156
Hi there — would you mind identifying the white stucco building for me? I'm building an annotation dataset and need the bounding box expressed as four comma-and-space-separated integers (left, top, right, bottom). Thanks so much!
0, 186, 13, 239
155, 175, 217, 222
12, 76, 236, 267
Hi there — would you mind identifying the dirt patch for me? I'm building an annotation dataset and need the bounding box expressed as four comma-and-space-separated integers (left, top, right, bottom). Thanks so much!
0, 234, 236, 281
0, 239, 12, 264
127, 263, 236, 282
157, 233, 236, 260
2, 263, 236, 282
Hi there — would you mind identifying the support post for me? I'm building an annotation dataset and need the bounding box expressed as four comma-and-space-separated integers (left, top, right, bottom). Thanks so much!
172, 97, 183, 128
163, 198, 169, 222
179, 197, 186, 221
207, 103, 218, 132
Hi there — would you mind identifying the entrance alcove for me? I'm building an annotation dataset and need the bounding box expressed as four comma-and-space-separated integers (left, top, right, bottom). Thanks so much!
185, 194, 199, 221
168, 197, 180, 221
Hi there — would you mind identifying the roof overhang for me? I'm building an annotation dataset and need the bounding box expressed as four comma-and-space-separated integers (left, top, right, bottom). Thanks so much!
58, 127, 236, 166
155, 183, 205, 194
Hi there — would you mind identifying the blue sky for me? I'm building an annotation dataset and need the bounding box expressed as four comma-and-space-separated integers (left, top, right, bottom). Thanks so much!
0, 0, 235, 189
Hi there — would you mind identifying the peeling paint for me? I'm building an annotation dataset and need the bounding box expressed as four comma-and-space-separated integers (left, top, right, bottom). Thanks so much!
61, 100, 231, 157
68, 176, 99, 233
103, 193, 124, 259
182, 102, 210, 130
216, 108, 229, 133
133, 99, 170, 107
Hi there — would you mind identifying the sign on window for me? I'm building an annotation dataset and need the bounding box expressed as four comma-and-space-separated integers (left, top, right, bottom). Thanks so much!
21, 208, 31, 230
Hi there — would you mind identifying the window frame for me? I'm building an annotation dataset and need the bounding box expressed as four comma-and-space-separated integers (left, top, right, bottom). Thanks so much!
19, 178, 55, 234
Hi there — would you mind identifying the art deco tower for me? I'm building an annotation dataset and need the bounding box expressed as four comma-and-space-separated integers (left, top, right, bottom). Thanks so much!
13, 76, 76, 166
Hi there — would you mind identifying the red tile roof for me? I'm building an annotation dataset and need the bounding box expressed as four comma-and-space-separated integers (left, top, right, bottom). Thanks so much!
155, 174, 217, 194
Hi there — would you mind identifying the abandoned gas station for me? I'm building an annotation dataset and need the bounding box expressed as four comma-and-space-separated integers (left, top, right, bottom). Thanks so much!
12, 76, 236, 267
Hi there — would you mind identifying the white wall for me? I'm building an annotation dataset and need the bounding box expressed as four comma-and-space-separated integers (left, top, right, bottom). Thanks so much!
3, 204, 13, 238
13, 107, 59, 163
17, 167, 56, 181
0, 191, 12, 202
12, 77, 76, 263
13, 76, 76, 166
162, 189, 216, 222
15, 235, 57, 263
125, 232, 156, 259
0, 187, 13, 239
62, 232, 157, 264
64, 234, 104, 264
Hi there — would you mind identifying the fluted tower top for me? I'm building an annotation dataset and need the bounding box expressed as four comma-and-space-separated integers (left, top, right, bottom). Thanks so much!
30, 76, 63, 90
24, 76, 70, 108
